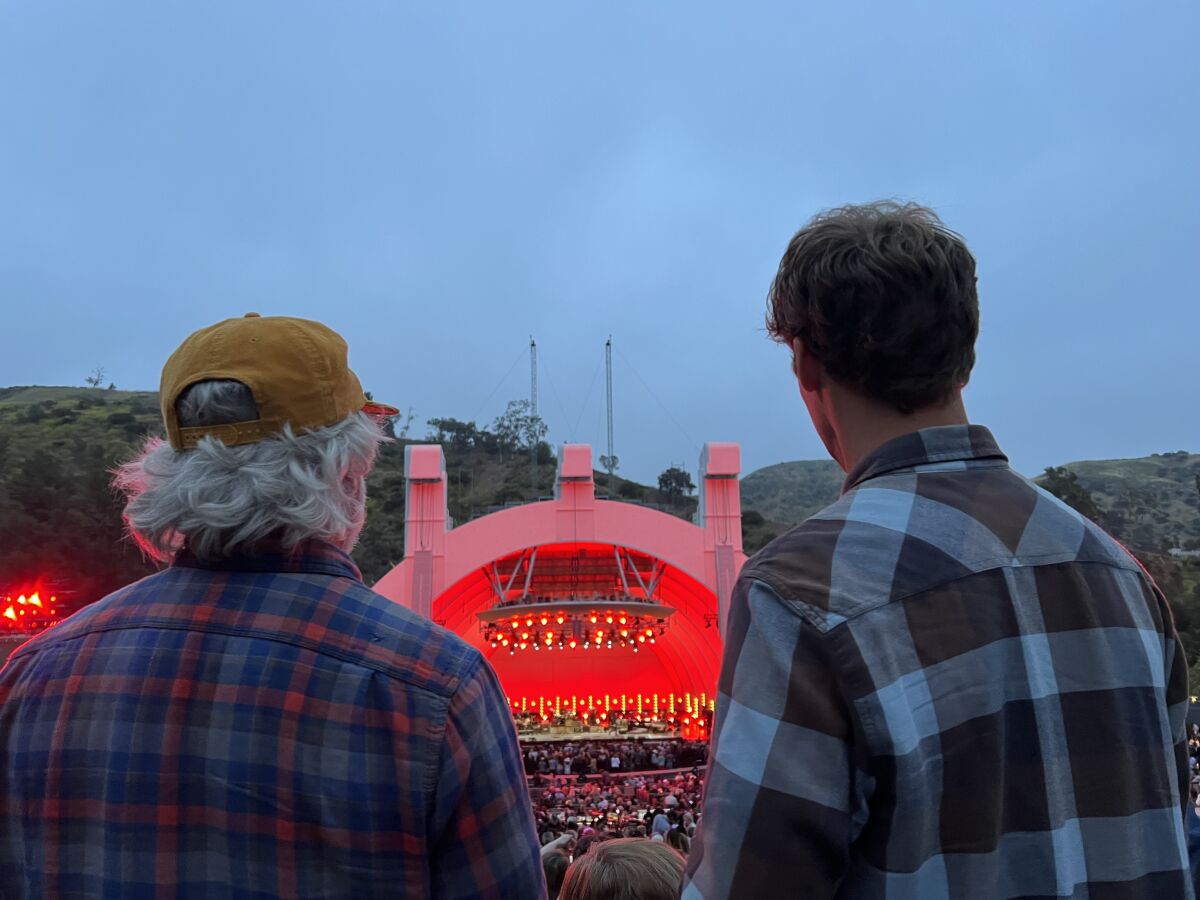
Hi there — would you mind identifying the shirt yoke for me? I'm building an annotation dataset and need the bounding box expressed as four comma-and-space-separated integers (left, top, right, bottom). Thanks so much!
8, 566, 479, 700
744, 463, 1144, 634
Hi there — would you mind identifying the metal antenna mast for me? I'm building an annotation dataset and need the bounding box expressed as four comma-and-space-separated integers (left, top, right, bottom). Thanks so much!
600, 336, 619, 477
530, 336, 538, 494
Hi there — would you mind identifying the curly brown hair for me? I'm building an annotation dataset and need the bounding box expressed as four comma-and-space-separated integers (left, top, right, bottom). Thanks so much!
767, 201, 979, 413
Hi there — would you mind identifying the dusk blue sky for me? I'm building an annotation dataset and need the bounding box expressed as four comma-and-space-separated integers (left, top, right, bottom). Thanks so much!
1, 2, 1197, 485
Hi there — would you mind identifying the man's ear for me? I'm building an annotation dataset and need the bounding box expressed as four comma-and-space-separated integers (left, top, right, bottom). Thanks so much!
792, 337, 823, 393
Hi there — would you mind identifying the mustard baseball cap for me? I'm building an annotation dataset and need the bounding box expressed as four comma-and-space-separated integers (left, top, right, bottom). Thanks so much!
160, 313, 398, 450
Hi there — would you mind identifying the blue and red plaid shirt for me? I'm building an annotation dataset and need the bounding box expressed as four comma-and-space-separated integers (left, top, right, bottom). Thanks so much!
0, 540, 546, 899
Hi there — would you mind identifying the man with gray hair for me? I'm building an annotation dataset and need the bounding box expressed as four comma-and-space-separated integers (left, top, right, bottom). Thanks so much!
0, 314, 546, 899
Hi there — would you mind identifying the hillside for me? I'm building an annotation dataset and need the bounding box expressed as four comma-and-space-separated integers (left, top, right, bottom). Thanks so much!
1047, 452, 1200, 551
739, 450, 1200, 552
2, 385, 1198, 678
739, 459, 844, 526
0, 386, 702, 603
0, 386, 165, 609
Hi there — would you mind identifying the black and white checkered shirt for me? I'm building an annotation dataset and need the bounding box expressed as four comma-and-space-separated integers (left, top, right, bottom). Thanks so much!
684, 425, 1191, 899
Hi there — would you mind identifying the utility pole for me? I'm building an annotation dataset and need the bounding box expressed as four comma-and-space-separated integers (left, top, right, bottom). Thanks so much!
600, 336, 619, 477
530, 336, 538, 495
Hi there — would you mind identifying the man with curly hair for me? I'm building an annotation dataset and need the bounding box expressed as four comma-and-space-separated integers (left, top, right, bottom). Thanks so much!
684, 203, 1191, 898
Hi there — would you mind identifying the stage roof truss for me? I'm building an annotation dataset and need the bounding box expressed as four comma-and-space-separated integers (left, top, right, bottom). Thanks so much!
485, 544, 664, 600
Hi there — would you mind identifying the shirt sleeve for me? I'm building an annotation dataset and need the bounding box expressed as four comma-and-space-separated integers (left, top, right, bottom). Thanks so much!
1161, 593, 1191, 820
683, 576, 870, 900
427, 655, 547, 900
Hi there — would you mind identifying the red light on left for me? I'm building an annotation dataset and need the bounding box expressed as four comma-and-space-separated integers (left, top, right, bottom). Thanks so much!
2, 587, 62, 632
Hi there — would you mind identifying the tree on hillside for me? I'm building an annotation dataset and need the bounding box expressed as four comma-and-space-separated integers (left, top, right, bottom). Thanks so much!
658, 466, 695, 503
85, 367, 106, 389
492, 400, 547, 458
427, 418, 481, 449
391, 408, 416, 440
1041, 466, 1105, 524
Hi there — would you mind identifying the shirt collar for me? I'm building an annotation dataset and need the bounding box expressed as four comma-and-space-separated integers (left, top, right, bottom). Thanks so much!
842, 424, 1008, 493
172, 537, 364, 582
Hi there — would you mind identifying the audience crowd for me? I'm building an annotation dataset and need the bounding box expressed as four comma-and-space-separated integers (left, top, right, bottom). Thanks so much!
1188, 725, 1200, 807
526, 746, 703, 899
522, 737, 707, 776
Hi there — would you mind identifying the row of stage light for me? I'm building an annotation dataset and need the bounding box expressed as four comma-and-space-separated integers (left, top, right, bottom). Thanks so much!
507, 691, 715, 719
483, 608, 667, 654
2, 592, 60, 632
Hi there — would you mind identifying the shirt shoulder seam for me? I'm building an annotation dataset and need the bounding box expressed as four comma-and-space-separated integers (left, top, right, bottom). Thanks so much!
748, 555, 1147, 633
10, 618, 471, 699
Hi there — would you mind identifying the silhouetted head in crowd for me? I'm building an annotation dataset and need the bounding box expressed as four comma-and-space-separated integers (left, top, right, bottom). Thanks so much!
573, 833, 611, 858
559, 838, 685, 900
767, 201, 978, 471
544, 850, 571, 900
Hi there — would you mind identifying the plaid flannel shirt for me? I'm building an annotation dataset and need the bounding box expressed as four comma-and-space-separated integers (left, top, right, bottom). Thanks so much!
0, 540, 546, 900
684, 425, 1191, 899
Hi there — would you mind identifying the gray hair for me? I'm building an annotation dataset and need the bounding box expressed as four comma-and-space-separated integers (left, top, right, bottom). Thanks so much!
114, 380, 385, 563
